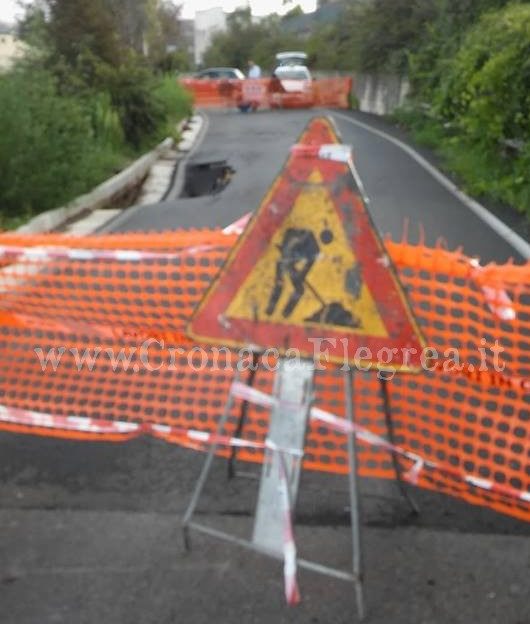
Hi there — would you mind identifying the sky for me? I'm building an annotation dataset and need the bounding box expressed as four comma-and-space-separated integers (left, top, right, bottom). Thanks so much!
0, 0, 24, 24
0, 0, 318, 24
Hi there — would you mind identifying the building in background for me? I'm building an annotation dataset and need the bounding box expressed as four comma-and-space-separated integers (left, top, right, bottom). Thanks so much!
194, 7, 226, 66
178, 19, 195, 63
0, 24, 28, 72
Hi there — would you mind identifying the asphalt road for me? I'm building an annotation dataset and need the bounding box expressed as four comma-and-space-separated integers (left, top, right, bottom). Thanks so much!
107, 109, 525, 263
1, 109, 528, 624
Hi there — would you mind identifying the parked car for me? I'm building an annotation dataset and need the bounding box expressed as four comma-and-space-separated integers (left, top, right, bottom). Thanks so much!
180, 67, 244, 107
275, 51, 308, 67
270, 64, 314, 108
194, 67, 245, 80
274, 65, 312, 88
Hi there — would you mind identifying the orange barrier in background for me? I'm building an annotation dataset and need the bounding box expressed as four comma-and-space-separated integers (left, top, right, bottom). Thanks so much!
179, 77, 353, 109
0, 230, 527, 522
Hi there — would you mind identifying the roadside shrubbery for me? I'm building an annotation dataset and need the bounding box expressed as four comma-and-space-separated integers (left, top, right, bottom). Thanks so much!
397, 3, 530, 215
0, 67, 118, 223
0, 61, 191, 226
0, 0, 193, 228
153, 74, 194, 142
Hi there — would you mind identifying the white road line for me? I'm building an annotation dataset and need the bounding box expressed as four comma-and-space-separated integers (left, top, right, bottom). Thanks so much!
331, 110, 530, 259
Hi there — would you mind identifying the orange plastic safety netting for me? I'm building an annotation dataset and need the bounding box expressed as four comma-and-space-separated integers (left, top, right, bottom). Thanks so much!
179, 77, 353, 109
0, 230, 527, 522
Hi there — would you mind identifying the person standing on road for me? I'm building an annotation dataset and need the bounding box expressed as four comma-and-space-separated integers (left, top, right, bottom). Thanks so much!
247, 60, 261, 78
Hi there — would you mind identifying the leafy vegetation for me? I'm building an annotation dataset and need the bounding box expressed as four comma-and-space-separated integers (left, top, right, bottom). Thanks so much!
0, 0, 192, 227
401, 2, 530, 214
0, 68, 120, 224
203, 8, 301, 71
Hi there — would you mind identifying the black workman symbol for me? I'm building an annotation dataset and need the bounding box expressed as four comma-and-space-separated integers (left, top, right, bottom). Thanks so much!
266, 227, 334, 319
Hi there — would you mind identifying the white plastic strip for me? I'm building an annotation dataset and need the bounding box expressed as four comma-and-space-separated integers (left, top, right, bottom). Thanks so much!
0, 244, 223, 263
230, 381, 530, 505
290, 143, 352, 163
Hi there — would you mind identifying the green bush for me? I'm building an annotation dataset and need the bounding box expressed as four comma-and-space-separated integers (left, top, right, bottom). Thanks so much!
399, 3, 530, 216
156, 50, 191, 74
0, 62, 192, 226
0, 67, 122, 224
435, 4, 530, 146
408, 0, 515, 98
97, 61, 163, 149
97, 61, 192, 149
435, 4, 530, 214
152, 74, 193, 142
87, 91, 124, 150
0, 0, 193, 228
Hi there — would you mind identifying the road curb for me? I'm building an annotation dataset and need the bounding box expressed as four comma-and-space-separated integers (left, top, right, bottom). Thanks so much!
15, 136, 176, 234
163, 112, 209, 201
96, 112, 208, 233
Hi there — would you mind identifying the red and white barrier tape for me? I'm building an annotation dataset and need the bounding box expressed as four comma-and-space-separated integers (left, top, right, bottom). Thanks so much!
230, 382, 530, 505
267, 440, 301, 606
0, 404, 139, 434
0, 400, 303, 605
469, 259, 516, 321
0, 215, 245, 265
0, 403, 303, 457
0, 387, 528, 508
222, 213, 251, 235
0, 244, 224, 263
290, 143, 352, 163
480, 285, 516, 321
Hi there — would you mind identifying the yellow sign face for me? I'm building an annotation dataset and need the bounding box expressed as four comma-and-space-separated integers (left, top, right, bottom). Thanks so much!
225, 170, 388, 337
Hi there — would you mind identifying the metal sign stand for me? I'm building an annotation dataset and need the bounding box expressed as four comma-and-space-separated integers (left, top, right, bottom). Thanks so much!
252, 359, 314, 552
182, 358, 366, 621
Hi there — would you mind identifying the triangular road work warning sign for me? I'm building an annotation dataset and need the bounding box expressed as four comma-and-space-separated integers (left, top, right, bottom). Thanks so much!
189, 116, 425, 371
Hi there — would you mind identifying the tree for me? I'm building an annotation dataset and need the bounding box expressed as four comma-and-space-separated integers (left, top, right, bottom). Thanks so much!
149, 0, 190, 66
40, 0, 171, 65
45, 0, 124, 68
17, 2, 47, 47
103, 0, 152, 55
283, 5, 305, 19
407, 0, 519, 95
203, 7, 302, 71
347, 0, 438, 74
158, 0, 183, 49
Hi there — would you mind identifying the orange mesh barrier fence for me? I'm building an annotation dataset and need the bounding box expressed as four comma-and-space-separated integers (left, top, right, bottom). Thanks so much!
0, 231, 527, 522
179, 77, 353, 110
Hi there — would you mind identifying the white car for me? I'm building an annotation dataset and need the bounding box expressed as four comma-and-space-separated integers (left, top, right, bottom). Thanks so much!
275, 51, 308, 67
273, 65, 312, 92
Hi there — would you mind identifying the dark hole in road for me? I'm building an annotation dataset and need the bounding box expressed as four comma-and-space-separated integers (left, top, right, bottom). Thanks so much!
181, 160, 234, 197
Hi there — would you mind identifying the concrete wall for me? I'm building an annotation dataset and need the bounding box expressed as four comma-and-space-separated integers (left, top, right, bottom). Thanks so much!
353, 73, 410, 116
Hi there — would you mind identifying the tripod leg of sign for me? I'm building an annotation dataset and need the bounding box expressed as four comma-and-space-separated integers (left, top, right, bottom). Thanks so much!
380, 378, 420, 516
252, 358, 314, 553
344, 369, 366, 621
227, 352, 260, 480
182, 359, 370, 617
182, 365, 243, 551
